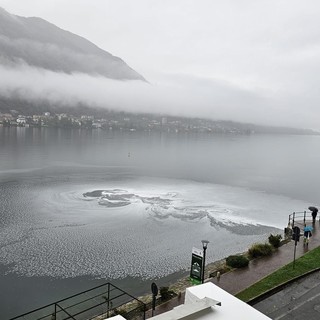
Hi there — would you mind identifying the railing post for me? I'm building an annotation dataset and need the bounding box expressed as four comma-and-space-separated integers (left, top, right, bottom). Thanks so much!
54, 303, 57, 319
304, 211, 306, 224
143, 303, 146, 320
107, 283, 110, 318
292, 212, 295, 228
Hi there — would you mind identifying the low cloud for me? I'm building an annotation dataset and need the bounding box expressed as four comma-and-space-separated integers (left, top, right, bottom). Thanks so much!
1, 2, 320, 130
0, 62, 318, 130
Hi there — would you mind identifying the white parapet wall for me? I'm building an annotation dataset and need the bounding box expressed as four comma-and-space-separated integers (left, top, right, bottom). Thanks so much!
152, 282, 271, 320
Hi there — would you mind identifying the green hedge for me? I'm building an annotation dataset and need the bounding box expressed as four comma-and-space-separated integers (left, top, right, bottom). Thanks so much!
226, 255, 249, 268
248, 243, 273, 258
268, 234, 282, 248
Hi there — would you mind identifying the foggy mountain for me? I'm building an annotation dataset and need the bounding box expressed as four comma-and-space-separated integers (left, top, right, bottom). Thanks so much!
0, 7, 145, 81
0, 7, 318, 131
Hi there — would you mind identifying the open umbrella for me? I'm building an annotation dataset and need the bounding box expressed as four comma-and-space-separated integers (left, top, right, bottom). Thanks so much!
308, 206, 318, 221
304, 225, 313, 232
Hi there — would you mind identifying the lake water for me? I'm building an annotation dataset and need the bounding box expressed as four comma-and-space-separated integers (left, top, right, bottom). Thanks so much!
0, 127, 319, 318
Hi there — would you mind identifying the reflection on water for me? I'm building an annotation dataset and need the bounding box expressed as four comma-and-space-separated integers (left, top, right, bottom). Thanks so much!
1, 126, 320, 202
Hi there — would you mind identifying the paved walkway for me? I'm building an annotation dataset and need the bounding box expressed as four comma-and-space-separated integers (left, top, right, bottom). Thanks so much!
211, 219, 320, 295
152, 219, 320, 317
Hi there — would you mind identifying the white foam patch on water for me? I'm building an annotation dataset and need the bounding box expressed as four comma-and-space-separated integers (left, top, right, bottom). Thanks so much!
0, 175, 309, 279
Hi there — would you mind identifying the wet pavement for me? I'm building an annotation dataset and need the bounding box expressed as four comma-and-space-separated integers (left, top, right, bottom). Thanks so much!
211, 219, 320, 295
152, 219, 320, 317
254, 270, 320, 319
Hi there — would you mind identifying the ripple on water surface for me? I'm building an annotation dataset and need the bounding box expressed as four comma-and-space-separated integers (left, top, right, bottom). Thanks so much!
0, 174, 308, 279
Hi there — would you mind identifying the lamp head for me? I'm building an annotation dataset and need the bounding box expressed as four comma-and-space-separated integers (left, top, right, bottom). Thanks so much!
201, 240, 209, 249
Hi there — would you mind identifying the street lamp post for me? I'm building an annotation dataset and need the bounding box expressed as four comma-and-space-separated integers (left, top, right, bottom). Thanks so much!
201, 240, 209, 283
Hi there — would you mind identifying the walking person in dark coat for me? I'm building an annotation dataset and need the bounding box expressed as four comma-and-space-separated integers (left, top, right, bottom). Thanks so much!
309, 206, 318, 223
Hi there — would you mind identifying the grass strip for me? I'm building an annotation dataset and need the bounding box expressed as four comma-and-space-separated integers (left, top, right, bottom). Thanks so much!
236, 245, 320, 302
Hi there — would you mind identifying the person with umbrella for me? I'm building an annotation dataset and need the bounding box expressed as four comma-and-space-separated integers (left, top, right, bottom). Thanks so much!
303, 224, 313, 246
309, 206, 318, 223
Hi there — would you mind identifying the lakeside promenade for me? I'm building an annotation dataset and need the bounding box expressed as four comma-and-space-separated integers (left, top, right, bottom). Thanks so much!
8, 217, 319, 319
153, 218, 320, 316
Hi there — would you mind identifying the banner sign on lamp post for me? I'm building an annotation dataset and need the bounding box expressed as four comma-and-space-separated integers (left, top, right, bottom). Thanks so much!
190, 247, 203, 284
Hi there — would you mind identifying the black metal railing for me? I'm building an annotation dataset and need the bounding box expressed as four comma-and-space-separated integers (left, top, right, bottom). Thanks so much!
288, 211, 317, 228
9, 282, 146, 320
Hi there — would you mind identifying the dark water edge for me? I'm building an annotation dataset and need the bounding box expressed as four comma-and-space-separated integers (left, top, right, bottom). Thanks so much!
0, 263, 187, 319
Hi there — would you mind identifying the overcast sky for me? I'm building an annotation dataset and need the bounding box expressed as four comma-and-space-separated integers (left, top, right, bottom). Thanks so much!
1, 0, 320, 130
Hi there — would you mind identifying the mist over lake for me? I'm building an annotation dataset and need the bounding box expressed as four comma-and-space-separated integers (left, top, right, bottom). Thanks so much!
2, 2, 320, 318
0, 127, 319, 317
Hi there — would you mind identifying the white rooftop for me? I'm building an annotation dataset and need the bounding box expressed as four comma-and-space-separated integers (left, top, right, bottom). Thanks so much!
151, 282, 271, 320
105, 315, 126, 320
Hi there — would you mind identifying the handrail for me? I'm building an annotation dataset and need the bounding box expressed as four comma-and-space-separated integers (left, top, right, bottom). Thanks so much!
288, 211, 316, 228
9, 282, 147, 320
55, 303, 77, 320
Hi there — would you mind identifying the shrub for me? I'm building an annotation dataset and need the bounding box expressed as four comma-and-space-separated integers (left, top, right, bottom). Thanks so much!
248, 243, 273, 258
160, 287, 175, 301
226, 255, 249, 268
268, 234, 282, 248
